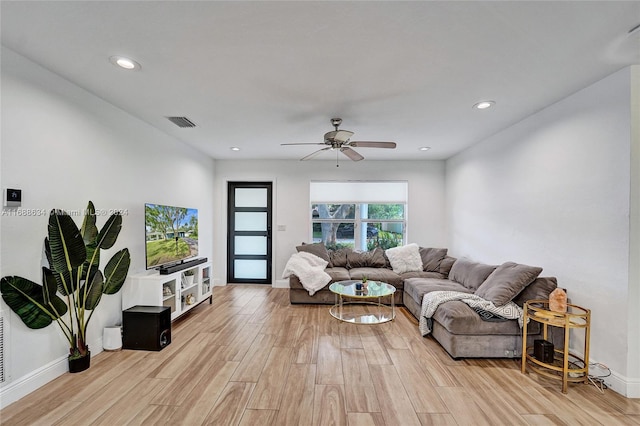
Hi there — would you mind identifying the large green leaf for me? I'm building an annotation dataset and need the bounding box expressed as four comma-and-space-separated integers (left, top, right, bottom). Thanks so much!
82, 270, 103, 310
0, 276, 66, 329
103, 248, 131, 294
79, 242, 100, 283
48, 210, 86, 274
80, 201, 98, 246
96, 214, 122, 250
44, 237, 53, 269
53, 268, 78, 296
45, 236, 75, 296
42, 267, 58, 305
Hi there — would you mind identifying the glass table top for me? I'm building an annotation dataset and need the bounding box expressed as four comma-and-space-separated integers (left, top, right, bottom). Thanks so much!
329, 280, 396, 298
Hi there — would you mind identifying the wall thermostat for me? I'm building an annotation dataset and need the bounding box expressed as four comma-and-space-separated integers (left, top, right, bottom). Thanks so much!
4, 188, 22, 207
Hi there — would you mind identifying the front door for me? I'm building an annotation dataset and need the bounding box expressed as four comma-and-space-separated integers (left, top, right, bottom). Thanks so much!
227, 182, 272, 284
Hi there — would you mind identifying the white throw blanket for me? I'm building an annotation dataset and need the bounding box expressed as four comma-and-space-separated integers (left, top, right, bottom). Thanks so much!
419, 290, 524, 336
282, 252, 331, 296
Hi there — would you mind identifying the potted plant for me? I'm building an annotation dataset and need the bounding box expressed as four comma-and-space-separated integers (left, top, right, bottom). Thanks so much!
183, 269, 195, 288
1, 201, 130, 373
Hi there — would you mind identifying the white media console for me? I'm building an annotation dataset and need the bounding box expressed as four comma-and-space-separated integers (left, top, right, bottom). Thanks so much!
123, 262, 212, 321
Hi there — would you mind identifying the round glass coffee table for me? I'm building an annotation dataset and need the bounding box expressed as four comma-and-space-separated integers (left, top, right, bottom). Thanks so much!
329, 280, 396, 324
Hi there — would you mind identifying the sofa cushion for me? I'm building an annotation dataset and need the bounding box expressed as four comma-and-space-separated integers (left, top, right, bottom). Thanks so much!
419, 247, 448, 272
449, 258, 497, 291
385, 243, 423, 274
432, 301, 527, 336
403, 277, 471, 305
475, 262, 543, 306
347, 248, 387, 268
328, 248, 351, 268
348, 267, 403, 288
296, 242, 331, 265
512, 276, 558, 307
400, 271, 446, 281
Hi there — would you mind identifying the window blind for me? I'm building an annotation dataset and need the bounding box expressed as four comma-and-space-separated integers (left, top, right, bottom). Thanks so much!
310, 181, 408, 203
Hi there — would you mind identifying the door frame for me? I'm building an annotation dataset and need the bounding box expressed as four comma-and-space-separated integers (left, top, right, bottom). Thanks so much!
226, 181, 273, 284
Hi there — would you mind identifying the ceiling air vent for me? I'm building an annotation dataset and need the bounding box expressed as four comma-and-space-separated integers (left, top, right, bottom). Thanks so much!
166, 116, 196, 128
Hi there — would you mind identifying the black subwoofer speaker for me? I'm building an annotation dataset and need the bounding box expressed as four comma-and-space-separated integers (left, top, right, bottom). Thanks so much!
533, 339, 554, 363
122, 306, 171, 351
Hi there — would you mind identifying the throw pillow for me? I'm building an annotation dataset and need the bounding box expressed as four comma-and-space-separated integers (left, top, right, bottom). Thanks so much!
449, 258, 497, 291
419, 247, 448, 272
347, 248, 386, 268
385, 243, 423, 274
439, 256, 457, 276
512, 276, 557, 307
475, 261, 543, 306
296, 242, 331, 266
328, 248, 351, 268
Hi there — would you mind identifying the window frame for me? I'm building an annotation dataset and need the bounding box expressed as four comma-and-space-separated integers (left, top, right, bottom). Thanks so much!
311, 203, 406, 251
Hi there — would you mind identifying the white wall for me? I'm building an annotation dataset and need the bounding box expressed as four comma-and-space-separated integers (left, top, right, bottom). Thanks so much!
213, 160, 446, 287
446, 67, 637, 396
0, 48, 215, 406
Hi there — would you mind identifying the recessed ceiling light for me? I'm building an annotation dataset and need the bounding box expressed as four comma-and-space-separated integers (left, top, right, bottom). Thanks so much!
473, 100, 495, 110
230, 147, 240, 151
419, 147, 431, 151
109, 56, 141, 70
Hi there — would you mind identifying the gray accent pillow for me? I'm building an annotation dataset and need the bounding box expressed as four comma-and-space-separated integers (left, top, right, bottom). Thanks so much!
347, 248, 386, 268
475, 261, 543, 306
512, 276, 558, 307
296, 242, 331, 266
439, 256, 457, 276
328, 248, 351, 268
449, 258, 497, 291
419, 247, 448, 272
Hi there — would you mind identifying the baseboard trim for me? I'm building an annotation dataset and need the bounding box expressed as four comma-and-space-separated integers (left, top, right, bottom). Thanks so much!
273, 279, 289, 288
0, 339, 103, 410
0, 354, 68, 409
589, 360, 639, 397
607, 370, 640, 398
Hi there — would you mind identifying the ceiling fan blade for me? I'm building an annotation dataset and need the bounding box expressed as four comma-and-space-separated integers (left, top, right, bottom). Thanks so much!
301, 147, 331, 161
281, 142, 326, 146
348, 141, 397, 149
340, 147, 364, 161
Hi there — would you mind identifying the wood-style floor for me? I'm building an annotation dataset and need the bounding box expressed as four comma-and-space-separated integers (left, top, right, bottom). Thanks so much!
1, 285, 639, 425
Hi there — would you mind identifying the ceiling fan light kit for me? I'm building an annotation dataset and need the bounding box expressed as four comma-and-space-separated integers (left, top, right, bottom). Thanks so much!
281, 118, 397, 164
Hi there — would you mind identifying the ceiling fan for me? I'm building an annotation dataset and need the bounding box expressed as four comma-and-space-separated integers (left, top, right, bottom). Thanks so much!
281, 118, 397, 163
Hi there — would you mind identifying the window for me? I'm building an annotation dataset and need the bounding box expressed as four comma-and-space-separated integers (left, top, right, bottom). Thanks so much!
312, 203, 404, 250
310, 181, 407, 251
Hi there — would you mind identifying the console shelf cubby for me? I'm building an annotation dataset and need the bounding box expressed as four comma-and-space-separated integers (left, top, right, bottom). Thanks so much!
123, 262, 213, 321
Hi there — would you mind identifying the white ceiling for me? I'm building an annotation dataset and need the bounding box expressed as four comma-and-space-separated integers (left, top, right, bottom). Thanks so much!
1, 1, 639, 161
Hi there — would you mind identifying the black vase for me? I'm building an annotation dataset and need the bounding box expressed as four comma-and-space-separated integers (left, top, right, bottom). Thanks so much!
68, 351, 91, 373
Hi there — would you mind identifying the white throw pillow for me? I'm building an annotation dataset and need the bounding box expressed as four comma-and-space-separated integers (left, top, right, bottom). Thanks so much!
385, 243, 423, 274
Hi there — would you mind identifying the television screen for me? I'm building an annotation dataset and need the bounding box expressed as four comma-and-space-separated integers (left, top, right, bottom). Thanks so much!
145, 203, 199, 269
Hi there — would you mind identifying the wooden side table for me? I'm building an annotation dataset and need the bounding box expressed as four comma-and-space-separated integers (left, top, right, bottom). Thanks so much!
521, 300, 590, 393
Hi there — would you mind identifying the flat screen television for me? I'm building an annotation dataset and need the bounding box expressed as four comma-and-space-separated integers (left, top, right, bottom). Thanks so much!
145, 203, 199, 270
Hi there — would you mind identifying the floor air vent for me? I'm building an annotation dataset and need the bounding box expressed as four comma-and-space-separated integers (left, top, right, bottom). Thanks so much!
166, 116, 196, 128
0, 313, 4, 383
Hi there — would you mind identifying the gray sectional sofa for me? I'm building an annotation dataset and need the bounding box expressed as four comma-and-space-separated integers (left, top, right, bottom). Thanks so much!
288, 242, 559, 359
289, 243, 453, 306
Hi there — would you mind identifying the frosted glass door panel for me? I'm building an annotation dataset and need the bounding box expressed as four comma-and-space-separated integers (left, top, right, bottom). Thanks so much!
235, 188, 267, 207
235, 236, 267, 255
234, 260, 267, 279
228, 182, 272, 284
235, 212, 267, 231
